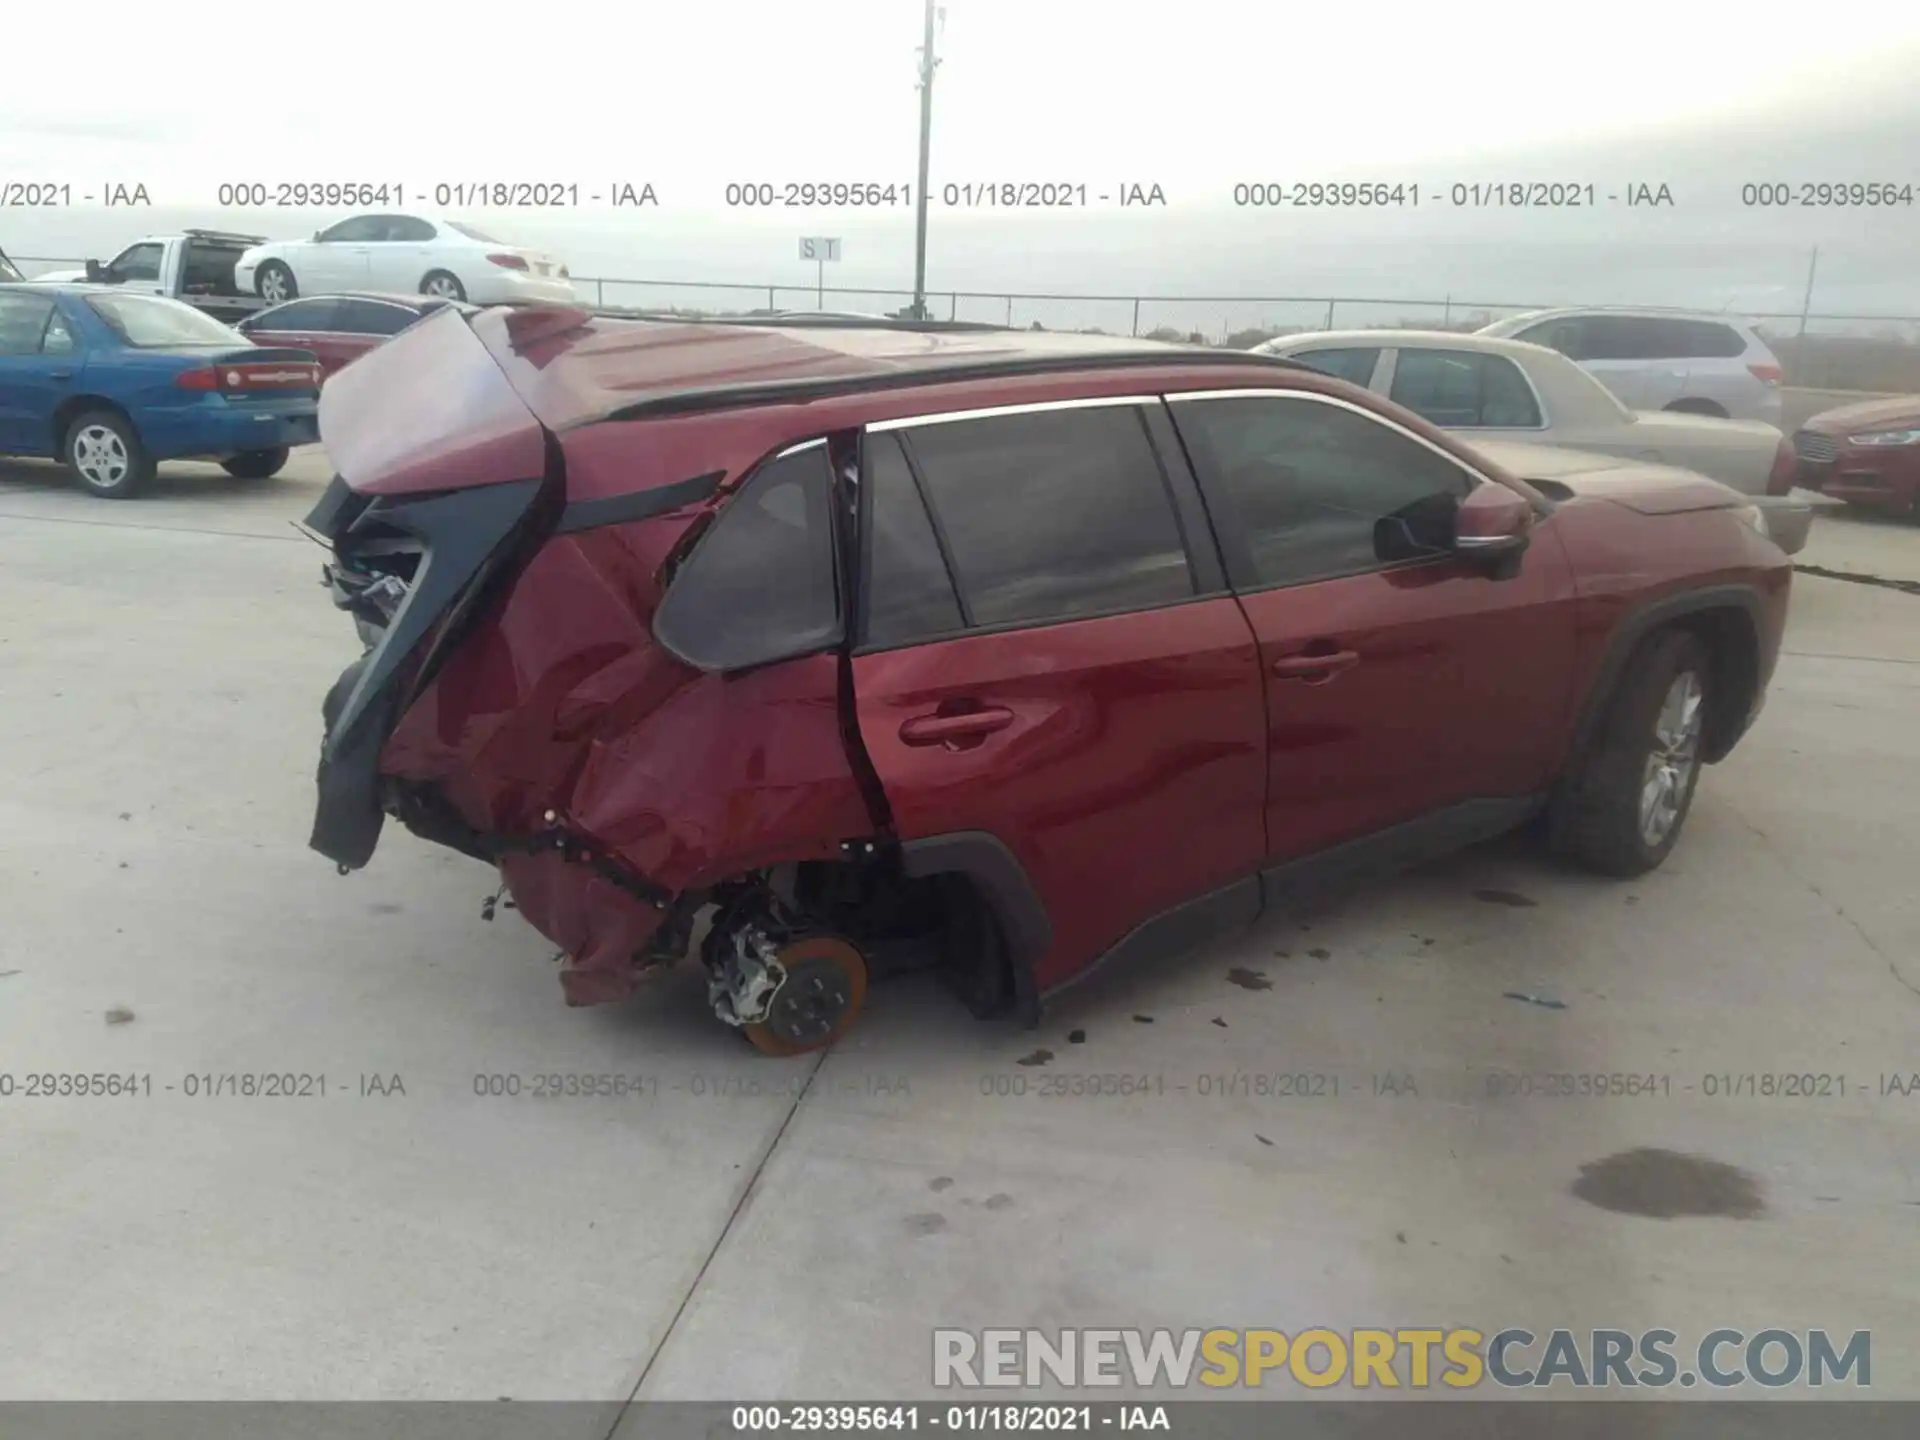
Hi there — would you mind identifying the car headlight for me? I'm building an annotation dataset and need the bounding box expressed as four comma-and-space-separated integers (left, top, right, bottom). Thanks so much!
1846, 427, 1920, 446
1731, 504, 1771, 540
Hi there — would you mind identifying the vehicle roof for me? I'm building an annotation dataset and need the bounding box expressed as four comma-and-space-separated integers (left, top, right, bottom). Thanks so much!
1484, 306, 1757, 328
1260, 328, 1559, 358
471, 308, 1302, 430
259, 290, 447, 310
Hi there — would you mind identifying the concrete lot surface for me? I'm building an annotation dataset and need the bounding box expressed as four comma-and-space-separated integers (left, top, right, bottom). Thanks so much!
1, 449, 1916, 1417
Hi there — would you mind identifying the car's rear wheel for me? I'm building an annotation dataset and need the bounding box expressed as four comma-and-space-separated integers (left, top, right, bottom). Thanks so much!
1550, 628, 1712, 877
740, 935, 870, 1057
421, 270, 467, 302
221, 447, 290, 480
64, 410, 154, 499
256, 261, 296, 303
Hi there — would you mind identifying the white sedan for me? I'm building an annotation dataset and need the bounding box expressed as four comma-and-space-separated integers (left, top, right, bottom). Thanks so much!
1253, 327, 1823, 550
234, 213, 577, 306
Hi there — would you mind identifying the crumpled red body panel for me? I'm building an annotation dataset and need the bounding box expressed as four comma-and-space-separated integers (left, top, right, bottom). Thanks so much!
381, 511, 873, 1005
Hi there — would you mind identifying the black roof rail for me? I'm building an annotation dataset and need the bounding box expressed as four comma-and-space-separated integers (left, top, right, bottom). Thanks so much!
585, 307, 1017, 334
581, 347, 1318, 429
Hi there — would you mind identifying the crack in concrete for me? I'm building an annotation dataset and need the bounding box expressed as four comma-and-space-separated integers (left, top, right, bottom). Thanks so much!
1794, 563, 1920, 597
601, 1049, 828, 1437
1728, 807, 1920, 1002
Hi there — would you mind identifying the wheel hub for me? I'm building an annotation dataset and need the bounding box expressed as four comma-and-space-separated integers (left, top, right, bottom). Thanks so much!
762, 957, 856, 1046
1639, 670, 1703, 846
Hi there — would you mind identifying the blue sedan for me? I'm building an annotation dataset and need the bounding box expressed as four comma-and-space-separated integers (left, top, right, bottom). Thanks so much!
0, 283, 320, 498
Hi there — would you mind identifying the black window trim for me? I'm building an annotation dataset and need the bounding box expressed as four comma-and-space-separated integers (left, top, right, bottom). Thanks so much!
852, 429, 967, 650
650, 435, 849, 676
1380, 346, 1552, 431
1165, 386, 1503, 598
852, 394, 1221, 653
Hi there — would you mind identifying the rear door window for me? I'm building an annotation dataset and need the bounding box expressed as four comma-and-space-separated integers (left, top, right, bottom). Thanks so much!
333, 299, 420, 335
896, 404, 1195, 629
653, 442, 844, 672
1291, 347, 1380, 387
860, 432, 965, 647
253, 298, 343, 332
1389, 349, 1542, 427
1677, 320, 1748, 358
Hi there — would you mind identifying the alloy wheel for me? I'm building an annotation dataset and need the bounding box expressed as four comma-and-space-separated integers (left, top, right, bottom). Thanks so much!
1638, 670, 1704, 847
261, 268, 289, 303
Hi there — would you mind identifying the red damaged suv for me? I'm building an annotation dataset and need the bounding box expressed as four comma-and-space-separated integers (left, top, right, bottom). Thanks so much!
305, 307, 1791, 1055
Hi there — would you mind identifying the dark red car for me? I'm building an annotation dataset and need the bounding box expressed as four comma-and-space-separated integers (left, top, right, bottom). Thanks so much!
236, 292, 473, 377
305, 307, 1791, 1055
1789, 397, 1920, 517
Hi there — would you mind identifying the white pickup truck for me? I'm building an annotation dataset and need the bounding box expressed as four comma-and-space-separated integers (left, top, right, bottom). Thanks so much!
32, 230, 272, 325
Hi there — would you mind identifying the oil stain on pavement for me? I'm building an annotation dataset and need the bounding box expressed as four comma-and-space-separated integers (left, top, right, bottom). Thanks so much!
1226, 967, 1272, 991
1572, 1148, 1766, 1219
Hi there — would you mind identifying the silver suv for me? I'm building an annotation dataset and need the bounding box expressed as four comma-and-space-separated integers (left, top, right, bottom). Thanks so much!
1477, 309, 1784, 426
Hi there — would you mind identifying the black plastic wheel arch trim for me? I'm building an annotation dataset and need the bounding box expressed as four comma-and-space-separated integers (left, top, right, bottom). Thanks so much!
899, 832, 1050, 1027
1560, 583, 1766, 777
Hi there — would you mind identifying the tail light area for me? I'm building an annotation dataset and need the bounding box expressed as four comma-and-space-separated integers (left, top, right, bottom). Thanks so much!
1766, 435, 1800, 495
1748, 362, 1785, 386
486, 253, 530, 271
176, 360, 322, 393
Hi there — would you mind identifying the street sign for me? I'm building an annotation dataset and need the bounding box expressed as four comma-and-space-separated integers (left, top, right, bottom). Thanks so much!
799, 237, 843, 262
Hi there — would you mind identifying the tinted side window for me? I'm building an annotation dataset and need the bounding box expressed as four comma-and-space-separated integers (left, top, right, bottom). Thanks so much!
110, 243, 162, 282
653, 443, 843, 672
1174, 395, 1474, 589
1516, 319, 1587, 359
384, 216, 437, 242
901, 405, 1195, 628
861, 432, 965, 647
0, 293, 57, 355
333, 299, 418, 335
253, 298, 342, 331
1575, 316, 1657, 361
317, 216, 383, 243
1292, 347, 1380, 386
1678, 320, 1747, 358
1389, 350, 1541, 427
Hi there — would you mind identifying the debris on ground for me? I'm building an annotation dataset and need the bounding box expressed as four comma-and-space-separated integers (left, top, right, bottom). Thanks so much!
1015, 1048, 1054, 1067
1067, 1029, 1086, 1044
1226, 967, 1272, 991
105, 1006, 136, 1025
1503, 991, 1567, 1011
1475, 889, 1538, 908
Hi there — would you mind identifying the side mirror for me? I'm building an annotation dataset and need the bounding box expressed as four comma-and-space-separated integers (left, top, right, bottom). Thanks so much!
312, 230, 324, 242
1453, 484, 1534, 569
84, 259, 104, 282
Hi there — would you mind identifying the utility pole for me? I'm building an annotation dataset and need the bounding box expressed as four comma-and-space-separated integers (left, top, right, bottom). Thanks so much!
910, 0, 940, 320
1796, 246, 1819, 342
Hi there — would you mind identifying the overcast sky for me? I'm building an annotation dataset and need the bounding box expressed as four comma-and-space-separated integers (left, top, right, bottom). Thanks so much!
7, 1, 1920, 329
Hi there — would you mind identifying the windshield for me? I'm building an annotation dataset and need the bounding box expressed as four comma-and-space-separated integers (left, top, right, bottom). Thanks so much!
87, 293, 245, 347
445, 221, 502, 244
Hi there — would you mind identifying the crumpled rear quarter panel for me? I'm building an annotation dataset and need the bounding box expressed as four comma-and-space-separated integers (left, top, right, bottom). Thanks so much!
379, 501, 872, 1005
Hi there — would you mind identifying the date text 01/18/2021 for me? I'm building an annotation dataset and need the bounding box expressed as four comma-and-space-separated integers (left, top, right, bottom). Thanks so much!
1230, 181, 1675, 208
210, 181, 659, 208
724, 182, 1168, 208
728, 1404, 1169, 1431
